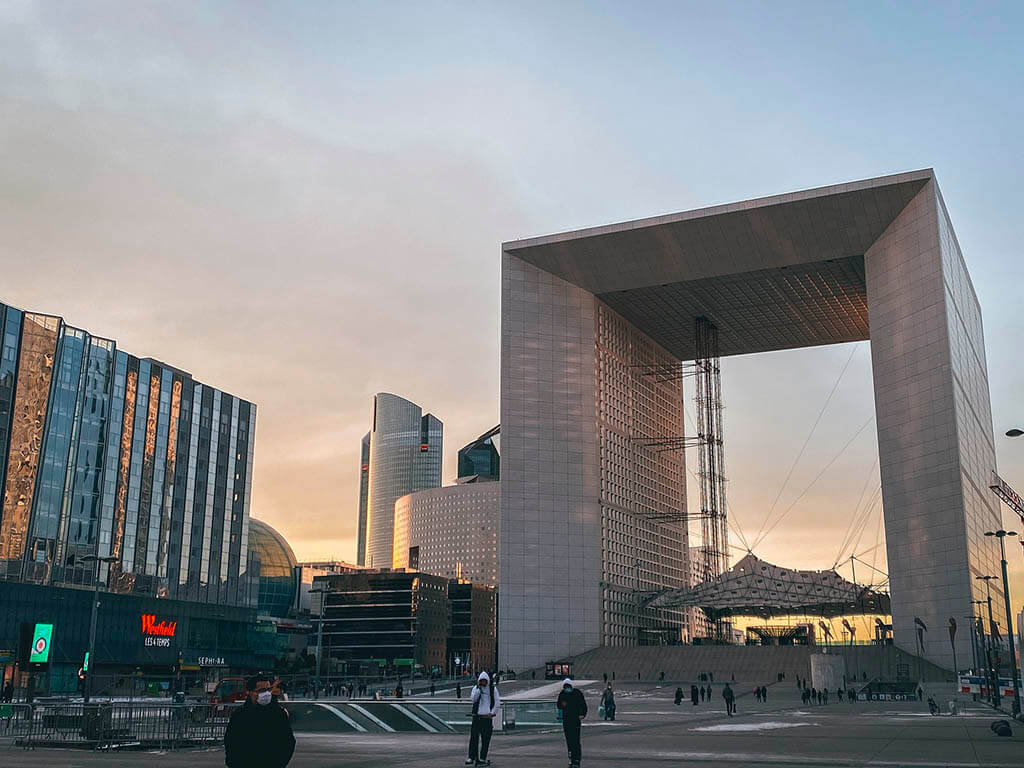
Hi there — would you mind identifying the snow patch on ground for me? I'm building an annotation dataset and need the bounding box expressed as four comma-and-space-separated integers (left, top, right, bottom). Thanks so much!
505, 680, 597, 700
691, 721, 815, 732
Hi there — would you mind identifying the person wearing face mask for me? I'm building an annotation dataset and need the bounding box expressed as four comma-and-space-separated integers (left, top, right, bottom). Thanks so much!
556, 678, 588, 768
224, 675, 296, 768
465, 671, 500, 766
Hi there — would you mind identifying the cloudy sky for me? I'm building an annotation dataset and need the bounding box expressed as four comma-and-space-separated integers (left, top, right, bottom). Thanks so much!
2, 1, 1023, 606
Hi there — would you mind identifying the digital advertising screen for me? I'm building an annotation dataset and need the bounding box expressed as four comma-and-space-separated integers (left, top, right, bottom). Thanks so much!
29, 623, 53, 663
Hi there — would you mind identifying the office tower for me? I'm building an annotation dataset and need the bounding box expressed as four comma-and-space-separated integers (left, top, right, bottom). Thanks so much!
364, 393, 441, 569
0, 300, 257, 606
356, 432, 369, 565
393, 480, 499, 587
457, 425, 500, 481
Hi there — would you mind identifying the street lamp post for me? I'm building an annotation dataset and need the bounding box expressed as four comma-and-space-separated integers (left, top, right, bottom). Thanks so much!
970, 600, 987, 673
81, 555, 118, 704
985, 530, 1022, 716
976, 575, 1000, 708
310, 587, 327, 684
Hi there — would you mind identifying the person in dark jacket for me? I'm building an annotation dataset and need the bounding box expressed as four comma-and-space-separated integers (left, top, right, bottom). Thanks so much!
599, 684, 615, 721
722, 683, 736, 717
690, 684, 698, 706
674, 687, 683, 705
556, 678, 587, 767
224, 675, 295, 768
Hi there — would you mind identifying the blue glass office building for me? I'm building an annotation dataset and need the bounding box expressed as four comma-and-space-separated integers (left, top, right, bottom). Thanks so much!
0, 301, 258, 607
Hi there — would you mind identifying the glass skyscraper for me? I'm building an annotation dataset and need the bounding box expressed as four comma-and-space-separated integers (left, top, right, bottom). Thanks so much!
0, 300, 257, 607
356, 431, 369, 566
457, 425, 500, 481
364, 393, 441, 569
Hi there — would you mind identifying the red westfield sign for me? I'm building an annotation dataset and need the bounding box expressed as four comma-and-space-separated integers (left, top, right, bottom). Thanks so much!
141, 614, 178, 637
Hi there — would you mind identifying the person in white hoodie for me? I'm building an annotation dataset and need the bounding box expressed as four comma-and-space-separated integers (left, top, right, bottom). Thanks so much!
466, 671, 500, 766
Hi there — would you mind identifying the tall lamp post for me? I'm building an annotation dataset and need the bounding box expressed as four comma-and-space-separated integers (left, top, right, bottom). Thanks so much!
970, 599, 987, 672
976, 575, 1000, 708
81, 555, 118, 704
985, 530, 1021, 716
309, 587, 327, 683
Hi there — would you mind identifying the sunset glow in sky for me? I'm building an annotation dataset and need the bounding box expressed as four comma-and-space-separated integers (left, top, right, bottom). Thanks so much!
2, 2, 1022, 612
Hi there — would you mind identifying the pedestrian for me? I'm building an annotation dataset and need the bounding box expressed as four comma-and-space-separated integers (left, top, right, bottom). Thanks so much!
456, 682, 462, 700
674, 687, 683, 706
690, 684, 698, 706
556, 678, 587, 768
917, 686, 923, 701
395, 681, 403, 699
1, 680, 11, 703
224, 675, 295, 768
762, 686, 767, 703
600, 683, 616, 721
699, 685, 705, 702
430, 682, 436, 697
466, 671, 499, 767
823, 688, 829, 705
722, 683, 736, 717
754, 687, 761, 703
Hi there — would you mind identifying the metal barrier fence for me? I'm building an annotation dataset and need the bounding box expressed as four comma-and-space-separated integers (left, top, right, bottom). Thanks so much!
0, 702, 241, 750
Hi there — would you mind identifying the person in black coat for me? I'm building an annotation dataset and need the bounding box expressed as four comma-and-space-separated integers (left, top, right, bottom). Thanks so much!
722, 683, 736, 717
690, 685, 698, 706
225, 675, 295, 768
556, 679, 587, 767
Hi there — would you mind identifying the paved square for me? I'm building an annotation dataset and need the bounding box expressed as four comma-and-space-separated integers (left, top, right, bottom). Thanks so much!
2, 683, 1020, 767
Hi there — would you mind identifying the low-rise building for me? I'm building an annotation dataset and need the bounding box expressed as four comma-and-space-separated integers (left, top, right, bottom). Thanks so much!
314, 570, 450, 678
448, 580, 497, 675
312, 570, 497, 678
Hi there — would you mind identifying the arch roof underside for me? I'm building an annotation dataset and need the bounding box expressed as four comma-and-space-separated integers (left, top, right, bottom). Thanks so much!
504, 171, 932, 360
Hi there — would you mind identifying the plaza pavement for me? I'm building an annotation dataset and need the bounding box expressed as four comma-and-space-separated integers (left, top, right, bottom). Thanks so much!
3, 682, 1021, 767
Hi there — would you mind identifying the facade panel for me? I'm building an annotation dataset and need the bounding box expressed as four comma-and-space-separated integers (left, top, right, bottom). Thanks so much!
0, 313, 60, 565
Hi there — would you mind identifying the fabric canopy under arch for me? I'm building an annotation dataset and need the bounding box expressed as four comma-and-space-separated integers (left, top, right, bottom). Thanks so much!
648, 552, 890, 619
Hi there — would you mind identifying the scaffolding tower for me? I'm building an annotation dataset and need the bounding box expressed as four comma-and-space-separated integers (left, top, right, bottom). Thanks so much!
695, 317, 728, 585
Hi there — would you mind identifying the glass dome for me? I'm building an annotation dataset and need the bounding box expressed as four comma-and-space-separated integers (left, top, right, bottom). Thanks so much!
249, 518, 298, 619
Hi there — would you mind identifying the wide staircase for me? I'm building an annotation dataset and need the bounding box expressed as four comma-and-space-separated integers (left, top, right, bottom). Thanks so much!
566, 644, 956, 686
568, 645, 812, 683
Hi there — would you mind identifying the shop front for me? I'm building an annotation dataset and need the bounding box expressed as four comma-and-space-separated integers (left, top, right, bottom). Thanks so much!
0, 580, 274, 696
